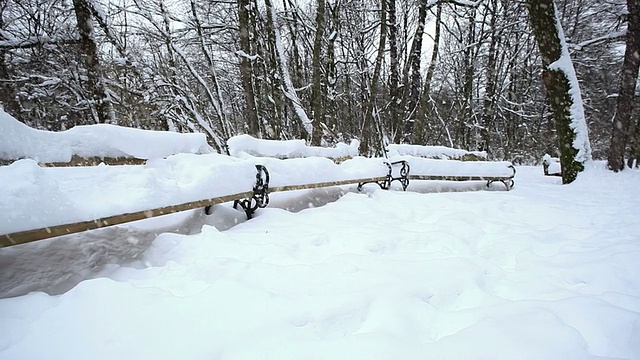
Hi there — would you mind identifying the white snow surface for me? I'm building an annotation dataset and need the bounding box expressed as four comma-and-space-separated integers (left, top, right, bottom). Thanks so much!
387, 143, 487, 160
1, 163, 639, 359
0, 135, 639, 359
228, 134, 360, 159
0, 110, 213, 162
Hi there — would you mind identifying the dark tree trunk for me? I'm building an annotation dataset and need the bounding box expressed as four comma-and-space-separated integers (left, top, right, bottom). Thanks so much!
480, 0, 499, 153
526, 0, 590, 184
628, 104, 640, 168
388, 0, 401, 143
310, 0, 326, 146
415, 3, 443, 144
238, 0, 260, 136
608, 0, 640, 171
72, 0, 113, 124
402, 0, 428, 143
359, 0, 387, 155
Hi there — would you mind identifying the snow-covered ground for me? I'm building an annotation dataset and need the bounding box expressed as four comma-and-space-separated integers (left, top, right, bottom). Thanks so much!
1, 161, 639, 359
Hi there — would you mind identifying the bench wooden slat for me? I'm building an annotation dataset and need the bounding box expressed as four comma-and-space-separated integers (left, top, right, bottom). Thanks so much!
269, 177, 388, 193
408, 175, 512, 181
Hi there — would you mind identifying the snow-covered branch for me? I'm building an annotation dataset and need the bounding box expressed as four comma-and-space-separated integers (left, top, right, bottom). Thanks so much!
0, 36, 80, 49
569, 29, 627, 51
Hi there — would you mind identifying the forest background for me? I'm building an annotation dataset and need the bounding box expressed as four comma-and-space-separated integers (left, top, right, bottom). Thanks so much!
0, 0, 637, 166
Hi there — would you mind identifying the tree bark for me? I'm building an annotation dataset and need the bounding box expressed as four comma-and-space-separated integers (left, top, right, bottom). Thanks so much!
72, 0, 114, 124
608, 0, 640, 171
388, 0, 401, 143
401, 0, 429, 143
415, 3, 443, 144
480, 0, 499, 153
359, 0, 387, 155
310, 0, 326, 146
264, 0, 313, 140
526, 0, 591, 184
238, 0, 260, 136
190, 0, 230, 140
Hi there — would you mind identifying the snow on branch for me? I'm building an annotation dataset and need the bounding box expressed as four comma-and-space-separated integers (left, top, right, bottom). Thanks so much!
427, 0, 481, 8
0, 36, 80, 50
569, 29, 627, 51
235, 50, 259, 61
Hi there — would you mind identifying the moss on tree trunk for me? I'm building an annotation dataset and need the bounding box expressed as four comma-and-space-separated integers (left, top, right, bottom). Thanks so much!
526, 0, 586, 184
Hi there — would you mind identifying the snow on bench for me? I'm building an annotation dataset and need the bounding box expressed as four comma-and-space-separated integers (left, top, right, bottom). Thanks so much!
228, 134, 359, 162
0, 154, 263, 246
542, 154, 561, 176
0, 110, 213, 165
393, 156, 516, 190
387, 143, 487, 161
238, 156, 400, 193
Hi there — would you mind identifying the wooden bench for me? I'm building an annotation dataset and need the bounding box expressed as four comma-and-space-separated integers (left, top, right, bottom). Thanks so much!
542, 154, 562, 176
1, 157, 269, 247
227, 134, 359, 163
392, 157, 516, 191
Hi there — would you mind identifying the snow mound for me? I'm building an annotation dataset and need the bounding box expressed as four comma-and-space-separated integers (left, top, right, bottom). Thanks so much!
0, 109, 213, 162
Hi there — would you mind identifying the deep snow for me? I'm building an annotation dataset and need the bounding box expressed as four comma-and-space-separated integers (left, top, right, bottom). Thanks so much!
1, 163, 639, 360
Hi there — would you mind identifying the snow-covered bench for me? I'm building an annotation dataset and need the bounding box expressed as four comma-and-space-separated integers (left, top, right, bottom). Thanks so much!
1, 154, 269, 247
227, 134, 359, 162
0, 110, 213, 166
393, 156, 516, 190
542, 154, 561, 176
387, 143, 487, 161
238, 156, 410, 208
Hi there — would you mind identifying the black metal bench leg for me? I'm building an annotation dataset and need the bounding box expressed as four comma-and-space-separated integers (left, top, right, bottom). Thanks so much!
206, 164, 270, 219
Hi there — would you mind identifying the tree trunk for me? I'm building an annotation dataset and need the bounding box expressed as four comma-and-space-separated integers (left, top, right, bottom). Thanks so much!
310, 0, 326, 146
480, 0, 499, 153
628, 103, 640, 168
359, 0, 387, 155
401, 0, 429, 143
264, 0, 313, 140
460, 7, 476, 149
238, 0, 260, 136
608, 0, 640, 171
526, 0, 591, 184
72, 0, 114, 124
415, 3, 443, 144
388, 0, 401, 143
190, 0, 230, 141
